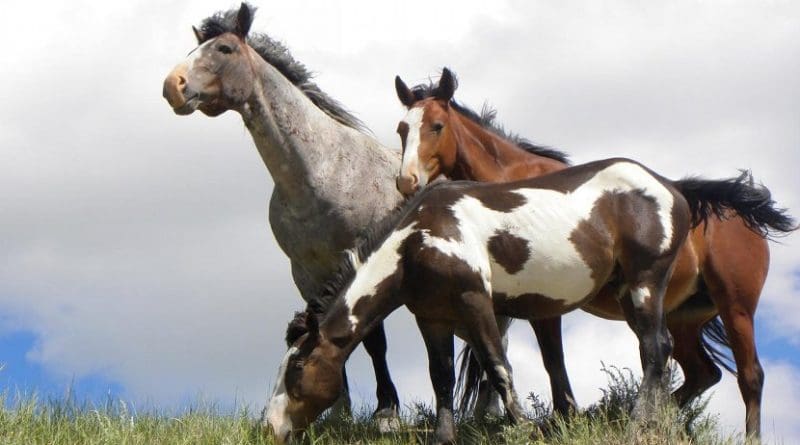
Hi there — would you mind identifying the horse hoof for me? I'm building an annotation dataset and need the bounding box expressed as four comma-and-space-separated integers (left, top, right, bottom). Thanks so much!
373, 407, 401, 433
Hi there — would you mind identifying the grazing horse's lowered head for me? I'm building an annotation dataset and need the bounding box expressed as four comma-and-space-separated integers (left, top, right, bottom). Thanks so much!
264, 312, 344, 444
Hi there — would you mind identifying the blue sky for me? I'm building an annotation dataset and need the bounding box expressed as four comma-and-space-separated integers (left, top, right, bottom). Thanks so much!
1, 0, 799, 442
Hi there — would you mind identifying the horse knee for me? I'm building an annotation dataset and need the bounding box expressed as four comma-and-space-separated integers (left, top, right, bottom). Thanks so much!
738, 361, 764, 398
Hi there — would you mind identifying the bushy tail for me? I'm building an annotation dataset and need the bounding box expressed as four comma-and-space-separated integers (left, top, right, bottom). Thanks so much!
673, 171, 797, 239
454, 345, 483, 417
700, 316, 737, 375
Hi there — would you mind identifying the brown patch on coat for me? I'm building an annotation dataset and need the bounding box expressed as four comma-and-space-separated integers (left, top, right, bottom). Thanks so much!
568, 191, 617, 288
398, 183, 468, 241
468, 189, 527, 213
487, 230, 530, 274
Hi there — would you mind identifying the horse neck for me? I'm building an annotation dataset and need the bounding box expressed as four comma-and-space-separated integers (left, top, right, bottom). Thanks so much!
239, 54, 384, 201
318, 227, 412, 355
448, 111, 566, 181
321, 283, 402, 357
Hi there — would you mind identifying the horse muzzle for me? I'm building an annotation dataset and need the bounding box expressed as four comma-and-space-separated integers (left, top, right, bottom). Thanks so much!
162, 64, 199, 115
396, 174, 419, 196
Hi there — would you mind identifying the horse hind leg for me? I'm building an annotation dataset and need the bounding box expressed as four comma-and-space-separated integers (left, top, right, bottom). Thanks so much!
616, 205, 683, 418
704, 273, 764, 440
701, 224, 768, 440
618, 271, 674, 420
530, 316, 578, 416
666, 293, 723, 407
668, 319, 723, 407
474, 315, 513, 418
459, 291, 527, 424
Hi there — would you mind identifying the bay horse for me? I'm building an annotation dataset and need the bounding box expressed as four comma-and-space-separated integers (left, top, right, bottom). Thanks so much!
264, 156, 786, 444
162, 3, 405, 422
394, 68, 797, 439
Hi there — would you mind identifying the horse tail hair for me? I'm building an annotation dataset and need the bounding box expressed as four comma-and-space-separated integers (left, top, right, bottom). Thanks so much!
673, 171, 797, 239
454, 344, 483, 417
700, 316, 737, 375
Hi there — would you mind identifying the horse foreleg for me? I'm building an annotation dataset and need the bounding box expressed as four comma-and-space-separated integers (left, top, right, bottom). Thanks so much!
416, 317, 457, 445
530, 316, 577, 416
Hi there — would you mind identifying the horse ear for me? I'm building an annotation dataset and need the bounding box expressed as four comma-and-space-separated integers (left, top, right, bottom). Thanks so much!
192, 26, 204, 44
434, 67, 458, 102
305, 311, 320, 339
395, 76, 416, 108
235, 2, 254, 38
285, 311, 308, 346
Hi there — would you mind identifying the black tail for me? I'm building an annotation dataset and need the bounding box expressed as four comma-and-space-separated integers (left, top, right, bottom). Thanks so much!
454, 345, 483, 417
700, 316, 737, 375
673, 171, 797, 239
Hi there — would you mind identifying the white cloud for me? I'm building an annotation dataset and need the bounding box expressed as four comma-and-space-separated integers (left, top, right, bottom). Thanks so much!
0, 0, 798, 441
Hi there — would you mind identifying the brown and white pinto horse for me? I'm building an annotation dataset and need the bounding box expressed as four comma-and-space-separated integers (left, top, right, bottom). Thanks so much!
394, 68, 797, 439
264, 157, 785, 444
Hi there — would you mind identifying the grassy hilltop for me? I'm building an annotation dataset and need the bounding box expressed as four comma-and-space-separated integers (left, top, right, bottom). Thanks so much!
0, 367, 738, 445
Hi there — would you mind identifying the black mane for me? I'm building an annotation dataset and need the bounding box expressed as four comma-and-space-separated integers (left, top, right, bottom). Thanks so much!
410, 81, 571, 164
198, 4, 368, 132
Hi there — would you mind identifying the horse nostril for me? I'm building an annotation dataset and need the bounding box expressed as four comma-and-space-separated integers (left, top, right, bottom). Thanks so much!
177, 75, 186, 87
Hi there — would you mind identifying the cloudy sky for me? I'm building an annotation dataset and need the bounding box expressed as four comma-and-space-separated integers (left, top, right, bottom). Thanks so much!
1, 0, 798, 442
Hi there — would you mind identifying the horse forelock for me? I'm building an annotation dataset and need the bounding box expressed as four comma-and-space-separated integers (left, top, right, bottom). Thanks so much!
196, 5, 367, 132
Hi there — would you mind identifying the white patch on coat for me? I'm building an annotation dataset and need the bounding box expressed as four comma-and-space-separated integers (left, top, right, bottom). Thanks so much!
343, 224, 416, 329
423, 161, 676, 305
399, 107, 428, 187
264, 346, 297, 443
630, 286, 652, 307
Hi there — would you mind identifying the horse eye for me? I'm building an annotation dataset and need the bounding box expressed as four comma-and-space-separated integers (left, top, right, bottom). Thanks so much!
431, 122, 444, 133
218, 44, 234, 54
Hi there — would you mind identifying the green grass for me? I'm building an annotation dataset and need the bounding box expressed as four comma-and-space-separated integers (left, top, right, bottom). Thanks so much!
0, 366, 736, 444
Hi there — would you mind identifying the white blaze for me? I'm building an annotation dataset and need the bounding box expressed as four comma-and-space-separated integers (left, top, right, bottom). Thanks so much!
264, 346, 297, 444
400, 107, 427, 186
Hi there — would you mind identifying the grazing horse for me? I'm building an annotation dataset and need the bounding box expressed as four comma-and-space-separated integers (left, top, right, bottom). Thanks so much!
161, 3, 405, 421
394, 68, 797, 439
264, 156, 787, 444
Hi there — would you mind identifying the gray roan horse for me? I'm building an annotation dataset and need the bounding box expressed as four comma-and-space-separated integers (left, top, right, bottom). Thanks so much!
161, 4, 405, 420
265, 156, 780, 444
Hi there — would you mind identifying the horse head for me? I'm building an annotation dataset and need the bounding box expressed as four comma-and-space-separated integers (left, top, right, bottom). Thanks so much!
394, 68, 459, 196
163, 3, 257, 117
263, 311, 344, 444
